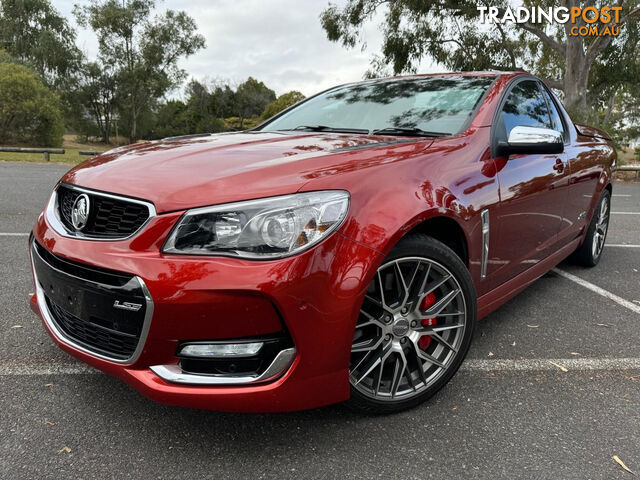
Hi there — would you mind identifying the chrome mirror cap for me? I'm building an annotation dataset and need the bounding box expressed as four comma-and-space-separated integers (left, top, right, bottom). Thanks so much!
508, 126, 563, 145
498, 126, 564, 156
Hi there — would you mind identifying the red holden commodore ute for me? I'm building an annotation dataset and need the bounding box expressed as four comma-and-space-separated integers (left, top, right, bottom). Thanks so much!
29, 72, 615, 413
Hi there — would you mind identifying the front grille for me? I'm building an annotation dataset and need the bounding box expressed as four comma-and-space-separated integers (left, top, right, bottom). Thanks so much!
57, 184, 152, 239
32, 241, 150, 362
35, 241, 133, 287
46, 297, 139, 359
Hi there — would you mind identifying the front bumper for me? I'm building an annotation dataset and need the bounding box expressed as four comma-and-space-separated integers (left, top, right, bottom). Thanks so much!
30, 208, 382, 412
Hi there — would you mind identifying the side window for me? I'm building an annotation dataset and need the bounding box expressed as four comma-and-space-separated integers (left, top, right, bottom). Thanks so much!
541, 87, 566, 140
501, 80, 552, 139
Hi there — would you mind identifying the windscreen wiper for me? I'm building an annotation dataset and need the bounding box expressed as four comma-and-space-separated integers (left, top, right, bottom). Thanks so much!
371, 127, 448, 137
289, 125, 370, 134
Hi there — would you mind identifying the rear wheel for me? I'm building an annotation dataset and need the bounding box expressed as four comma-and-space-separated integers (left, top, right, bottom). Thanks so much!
348, 235, 476, 414
571, 189, 611, 267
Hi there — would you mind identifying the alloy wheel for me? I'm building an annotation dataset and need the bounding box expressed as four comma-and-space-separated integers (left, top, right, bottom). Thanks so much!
592, 195, 610, 259
350, 257, 468, 402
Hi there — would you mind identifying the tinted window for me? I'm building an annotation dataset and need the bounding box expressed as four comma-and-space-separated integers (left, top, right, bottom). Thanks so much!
541, 87, 566, 140
259, 76, 495, 135
501, 81, 552, 138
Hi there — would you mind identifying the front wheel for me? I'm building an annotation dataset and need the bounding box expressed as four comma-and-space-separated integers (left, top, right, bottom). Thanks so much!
571, 189, 611, 267
348, 234, 476, 414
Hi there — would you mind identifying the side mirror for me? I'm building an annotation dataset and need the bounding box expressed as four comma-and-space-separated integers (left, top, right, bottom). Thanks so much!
497, 126, 564, 156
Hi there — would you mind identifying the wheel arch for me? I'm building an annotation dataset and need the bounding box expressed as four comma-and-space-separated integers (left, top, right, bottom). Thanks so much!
587, 173, 612, 224
380, 211, 471, 268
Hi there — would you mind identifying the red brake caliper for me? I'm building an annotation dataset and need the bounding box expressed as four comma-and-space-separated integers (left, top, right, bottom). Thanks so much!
418, 292, 437, 350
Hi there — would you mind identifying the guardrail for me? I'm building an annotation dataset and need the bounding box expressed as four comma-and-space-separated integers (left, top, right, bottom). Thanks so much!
0, 147, 65, 162
615, 164, 640, 179
78, 150, 102, 156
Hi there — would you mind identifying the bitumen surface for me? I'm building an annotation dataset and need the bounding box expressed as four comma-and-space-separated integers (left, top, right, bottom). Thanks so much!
1, 162, 638, 479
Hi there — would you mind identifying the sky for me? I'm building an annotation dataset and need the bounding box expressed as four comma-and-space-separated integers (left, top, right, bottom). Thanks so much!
54, 0, 438, 98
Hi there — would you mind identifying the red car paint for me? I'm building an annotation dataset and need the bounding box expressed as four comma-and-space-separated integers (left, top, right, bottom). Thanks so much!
30, 72, 615, 412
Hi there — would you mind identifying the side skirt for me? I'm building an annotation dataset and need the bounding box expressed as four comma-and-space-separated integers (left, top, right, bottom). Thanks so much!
477, 237, 581, 319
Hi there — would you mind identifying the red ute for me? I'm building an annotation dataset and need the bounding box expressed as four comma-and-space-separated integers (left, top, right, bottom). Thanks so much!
29, 72, 615, 413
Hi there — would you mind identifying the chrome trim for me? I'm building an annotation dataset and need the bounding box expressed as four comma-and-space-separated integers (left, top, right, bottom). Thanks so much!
30, 241, 154, 365
150, 347, 297, 385
46, 183, 157, 241
480, 209, 490, 279
507, 125, 564, 146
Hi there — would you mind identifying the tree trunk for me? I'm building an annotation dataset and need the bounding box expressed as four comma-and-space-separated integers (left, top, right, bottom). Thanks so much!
93, 103, 104, 141
104, 113, 111, 144
563, 36, 589, 112
602, 93, 616, 126
130, 101, 137, 142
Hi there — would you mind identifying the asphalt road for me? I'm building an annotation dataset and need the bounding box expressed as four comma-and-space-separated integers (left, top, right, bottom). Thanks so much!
1, 162, 639, 479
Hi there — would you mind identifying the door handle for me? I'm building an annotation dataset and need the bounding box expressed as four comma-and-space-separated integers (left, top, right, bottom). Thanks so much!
553, 158, 565, 173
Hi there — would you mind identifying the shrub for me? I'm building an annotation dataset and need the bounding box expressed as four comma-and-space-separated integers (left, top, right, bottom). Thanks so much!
223, 116, 260, 131
0, 63, 64, 147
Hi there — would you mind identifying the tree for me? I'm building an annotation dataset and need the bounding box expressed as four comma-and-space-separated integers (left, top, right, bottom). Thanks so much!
0, 62, 64, 146
210, 83, 237, 118
149, 99, 190, 139
585, 18, 640, 140
0, 48, 14, 64
320, 0, 640, 112
150, 80, 233, 139
261, 91, 306, 120
234, 77, 276, 128
183, 80, 225, 133
74, 0, 206, 141
0, 0, 81, 87
149, 77, 283, 138
73, 61, 118, 143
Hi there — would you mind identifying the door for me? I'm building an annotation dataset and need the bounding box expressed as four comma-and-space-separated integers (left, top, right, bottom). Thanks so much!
540, 84, 584, 246
544, 84, 603, 245
490, 79, 570, 281
562, 141, 604, 243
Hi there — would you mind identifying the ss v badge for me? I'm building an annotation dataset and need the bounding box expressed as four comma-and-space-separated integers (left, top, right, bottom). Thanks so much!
113, 300, 143, 312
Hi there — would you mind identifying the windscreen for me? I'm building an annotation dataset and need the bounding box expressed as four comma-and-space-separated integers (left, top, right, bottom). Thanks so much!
259, 76, 495, 135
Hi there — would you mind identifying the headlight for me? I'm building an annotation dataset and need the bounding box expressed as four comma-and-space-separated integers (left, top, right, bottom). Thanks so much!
162, 190, 350, 258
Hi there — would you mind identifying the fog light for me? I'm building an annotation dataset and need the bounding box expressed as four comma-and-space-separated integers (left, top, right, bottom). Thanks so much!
178, 342, 263, 358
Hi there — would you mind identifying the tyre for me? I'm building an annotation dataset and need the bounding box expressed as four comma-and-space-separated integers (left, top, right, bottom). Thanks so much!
348, 234, 476, 414
570, 189, 611, 267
